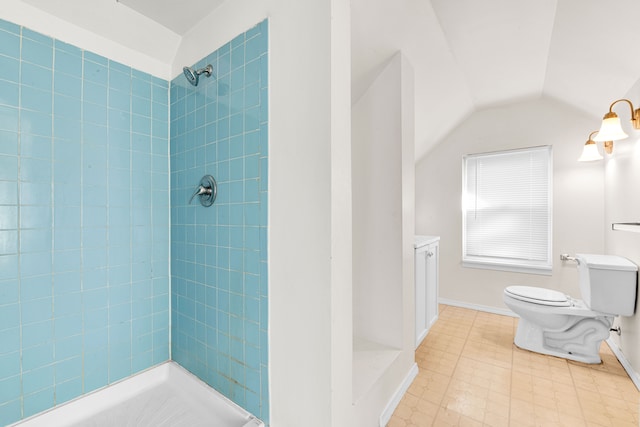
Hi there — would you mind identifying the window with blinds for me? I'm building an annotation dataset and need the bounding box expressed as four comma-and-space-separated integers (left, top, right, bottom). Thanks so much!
462, 146, 552, 274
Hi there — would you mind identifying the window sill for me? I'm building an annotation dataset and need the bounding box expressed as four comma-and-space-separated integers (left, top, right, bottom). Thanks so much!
462, 260, 552, 276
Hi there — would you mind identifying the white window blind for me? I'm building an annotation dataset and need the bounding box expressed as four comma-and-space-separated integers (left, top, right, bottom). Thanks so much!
462, 146, 552, 273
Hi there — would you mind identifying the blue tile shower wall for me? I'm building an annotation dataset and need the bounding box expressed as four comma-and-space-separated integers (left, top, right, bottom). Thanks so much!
170, 20, 269, 422
0, 19, 170, 425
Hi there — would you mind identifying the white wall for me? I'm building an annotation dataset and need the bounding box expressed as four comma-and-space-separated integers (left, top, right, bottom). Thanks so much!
351, 52, 416, 425
416, 97, 605, 311
605, 78, 640, 386
352, 54, 404, 348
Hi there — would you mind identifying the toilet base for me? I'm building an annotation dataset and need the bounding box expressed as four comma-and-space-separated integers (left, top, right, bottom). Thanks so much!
514, 316, 612, 364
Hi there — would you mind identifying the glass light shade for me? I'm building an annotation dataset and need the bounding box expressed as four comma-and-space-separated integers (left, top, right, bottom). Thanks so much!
578, 141, 603, 162
593, 114, 628, 141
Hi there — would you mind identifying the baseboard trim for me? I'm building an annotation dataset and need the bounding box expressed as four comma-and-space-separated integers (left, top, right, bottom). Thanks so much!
378, 362, 418, 427
438, 298, 517, 318
606, 338, 640, 392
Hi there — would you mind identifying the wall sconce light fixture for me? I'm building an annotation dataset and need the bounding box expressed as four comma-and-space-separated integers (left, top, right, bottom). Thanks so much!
593, 98, 640, 145
578, 131, 604, 162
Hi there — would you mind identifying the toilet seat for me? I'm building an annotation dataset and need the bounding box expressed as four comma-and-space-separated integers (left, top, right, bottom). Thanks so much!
504, 286, 571, 307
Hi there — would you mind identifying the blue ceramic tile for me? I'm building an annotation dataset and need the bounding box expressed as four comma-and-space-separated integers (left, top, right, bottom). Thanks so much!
0, 206, 18, 229
84, 81, 107, 105
53, 118, 81, 142
109, 88, 130, 112
0, 351, 20, 379
21, 297, 53, 325
230, 68, 244, 94
54, 50, 82, 78
109, 69, 131, 93
83, 51, 107, 66
53, 271, 81, 295
0, 31, 20, 58
0, 255, 18, 280
0, 279, 18, 306
21, 62, 52, 91
132, 95, 151, 117
17, 276, 48, 306
244, 59, 260, 86
132, 77, 151, 99
21, 38, 53, 68
132, 114, 151, 135
55, 377, 82, 405
0, 19, 19, 34
259, 88, 267, 123
23, 388, 54, 418
245, 36, 263, 63
20, 228, 51, 252
0, 303, 19, 331
0, 105, 19, 132
21, 319, 53, 348
0, 130, 18, 156
20, 109, 52, 137
83, 359, 108, 392
0, 375, 20, 403
54, 335, 83, 362
0, 80, 19, 107
53, 72, 81, 98
20, 157, 51, 182
21, 252, 53, 278
83, 61, 107, 86
0, 181, 17, 204
19, 135, 53, 162
0, 56, 19, 83
0, 327, 20, 361
54, 94, 81, 119
83, 101, 107, 126
21, 28, 52, 46
55, 356, 82, 383
109, 108, 131, 131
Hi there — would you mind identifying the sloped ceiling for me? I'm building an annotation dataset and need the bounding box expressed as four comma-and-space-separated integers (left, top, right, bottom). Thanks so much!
17, 0, 640, 162
116, 0, 225, 34
352, 0, 640, 161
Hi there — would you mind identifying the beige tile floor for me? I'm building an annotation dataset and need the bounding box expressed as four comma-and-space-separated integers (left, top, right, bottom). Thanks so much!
389, 305, 639, 427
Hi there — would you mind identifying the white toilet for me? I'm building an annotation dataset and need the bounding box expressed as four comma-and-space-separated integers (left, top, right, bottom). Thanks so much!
503, 254, 638, 364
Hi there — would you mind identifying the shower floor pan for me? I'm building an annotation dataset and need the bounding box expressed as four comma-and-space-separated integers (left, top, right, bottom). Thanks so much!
11, 362, 264, 427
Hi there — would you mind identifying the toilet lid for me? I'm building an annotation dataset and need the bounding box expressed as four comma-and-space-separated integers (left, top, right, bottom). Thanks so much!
505, 286, 571, 307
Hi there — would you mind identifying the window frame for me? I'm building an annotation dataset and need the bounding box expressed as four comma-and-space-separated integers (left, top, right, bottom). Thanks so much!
461, 145, 553, 275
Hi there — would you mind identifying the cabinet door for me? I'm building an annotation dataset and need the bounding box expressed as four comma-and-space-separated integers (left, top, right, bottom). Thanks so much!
425, 242, 439, 330
415, 248, 428, 348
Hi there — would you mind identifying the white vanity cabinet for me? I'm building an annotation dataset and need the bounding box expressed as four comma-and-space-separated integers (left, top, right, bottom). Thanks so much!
414, 235, 440, 348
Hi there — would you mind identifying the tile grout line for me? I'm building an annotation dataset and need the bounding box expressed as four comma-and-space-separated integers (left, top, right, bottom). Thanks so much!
566, 360, 588, 425
430, 305, 478, 426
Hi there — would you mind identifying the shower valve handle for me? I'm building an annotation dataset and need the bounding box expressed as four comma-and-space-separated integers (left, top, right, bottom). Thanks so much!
189, 186, 211, 203
189, 175, 217, 207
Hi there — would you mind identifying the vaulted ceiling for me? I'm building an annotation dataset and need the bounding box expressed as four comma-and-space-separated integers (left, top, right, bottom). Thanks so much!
352, 0, 640, 160
17, 0, 640, 161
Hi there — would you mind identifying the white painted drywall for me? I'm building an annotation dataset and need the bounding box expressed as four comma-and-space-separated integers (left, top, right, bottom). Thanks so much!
416, 97, 605, 309
350, 52, 416, 426
605, 78, 640, 386
352, 54, 404, 349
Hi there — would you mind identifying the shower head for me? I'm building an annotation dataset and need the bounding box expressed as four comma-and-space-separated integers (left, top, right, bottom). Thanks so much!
182, 64, 214, 87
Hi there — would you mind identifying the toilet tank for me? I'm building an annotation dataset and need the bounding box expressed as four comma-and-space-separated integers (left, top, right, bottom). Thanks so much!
576, 254, 638, 316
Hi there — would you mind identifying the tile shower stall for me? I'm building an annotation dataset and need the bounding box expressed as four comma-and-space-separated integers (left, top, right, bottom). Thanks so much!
0, 17, 269, 426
